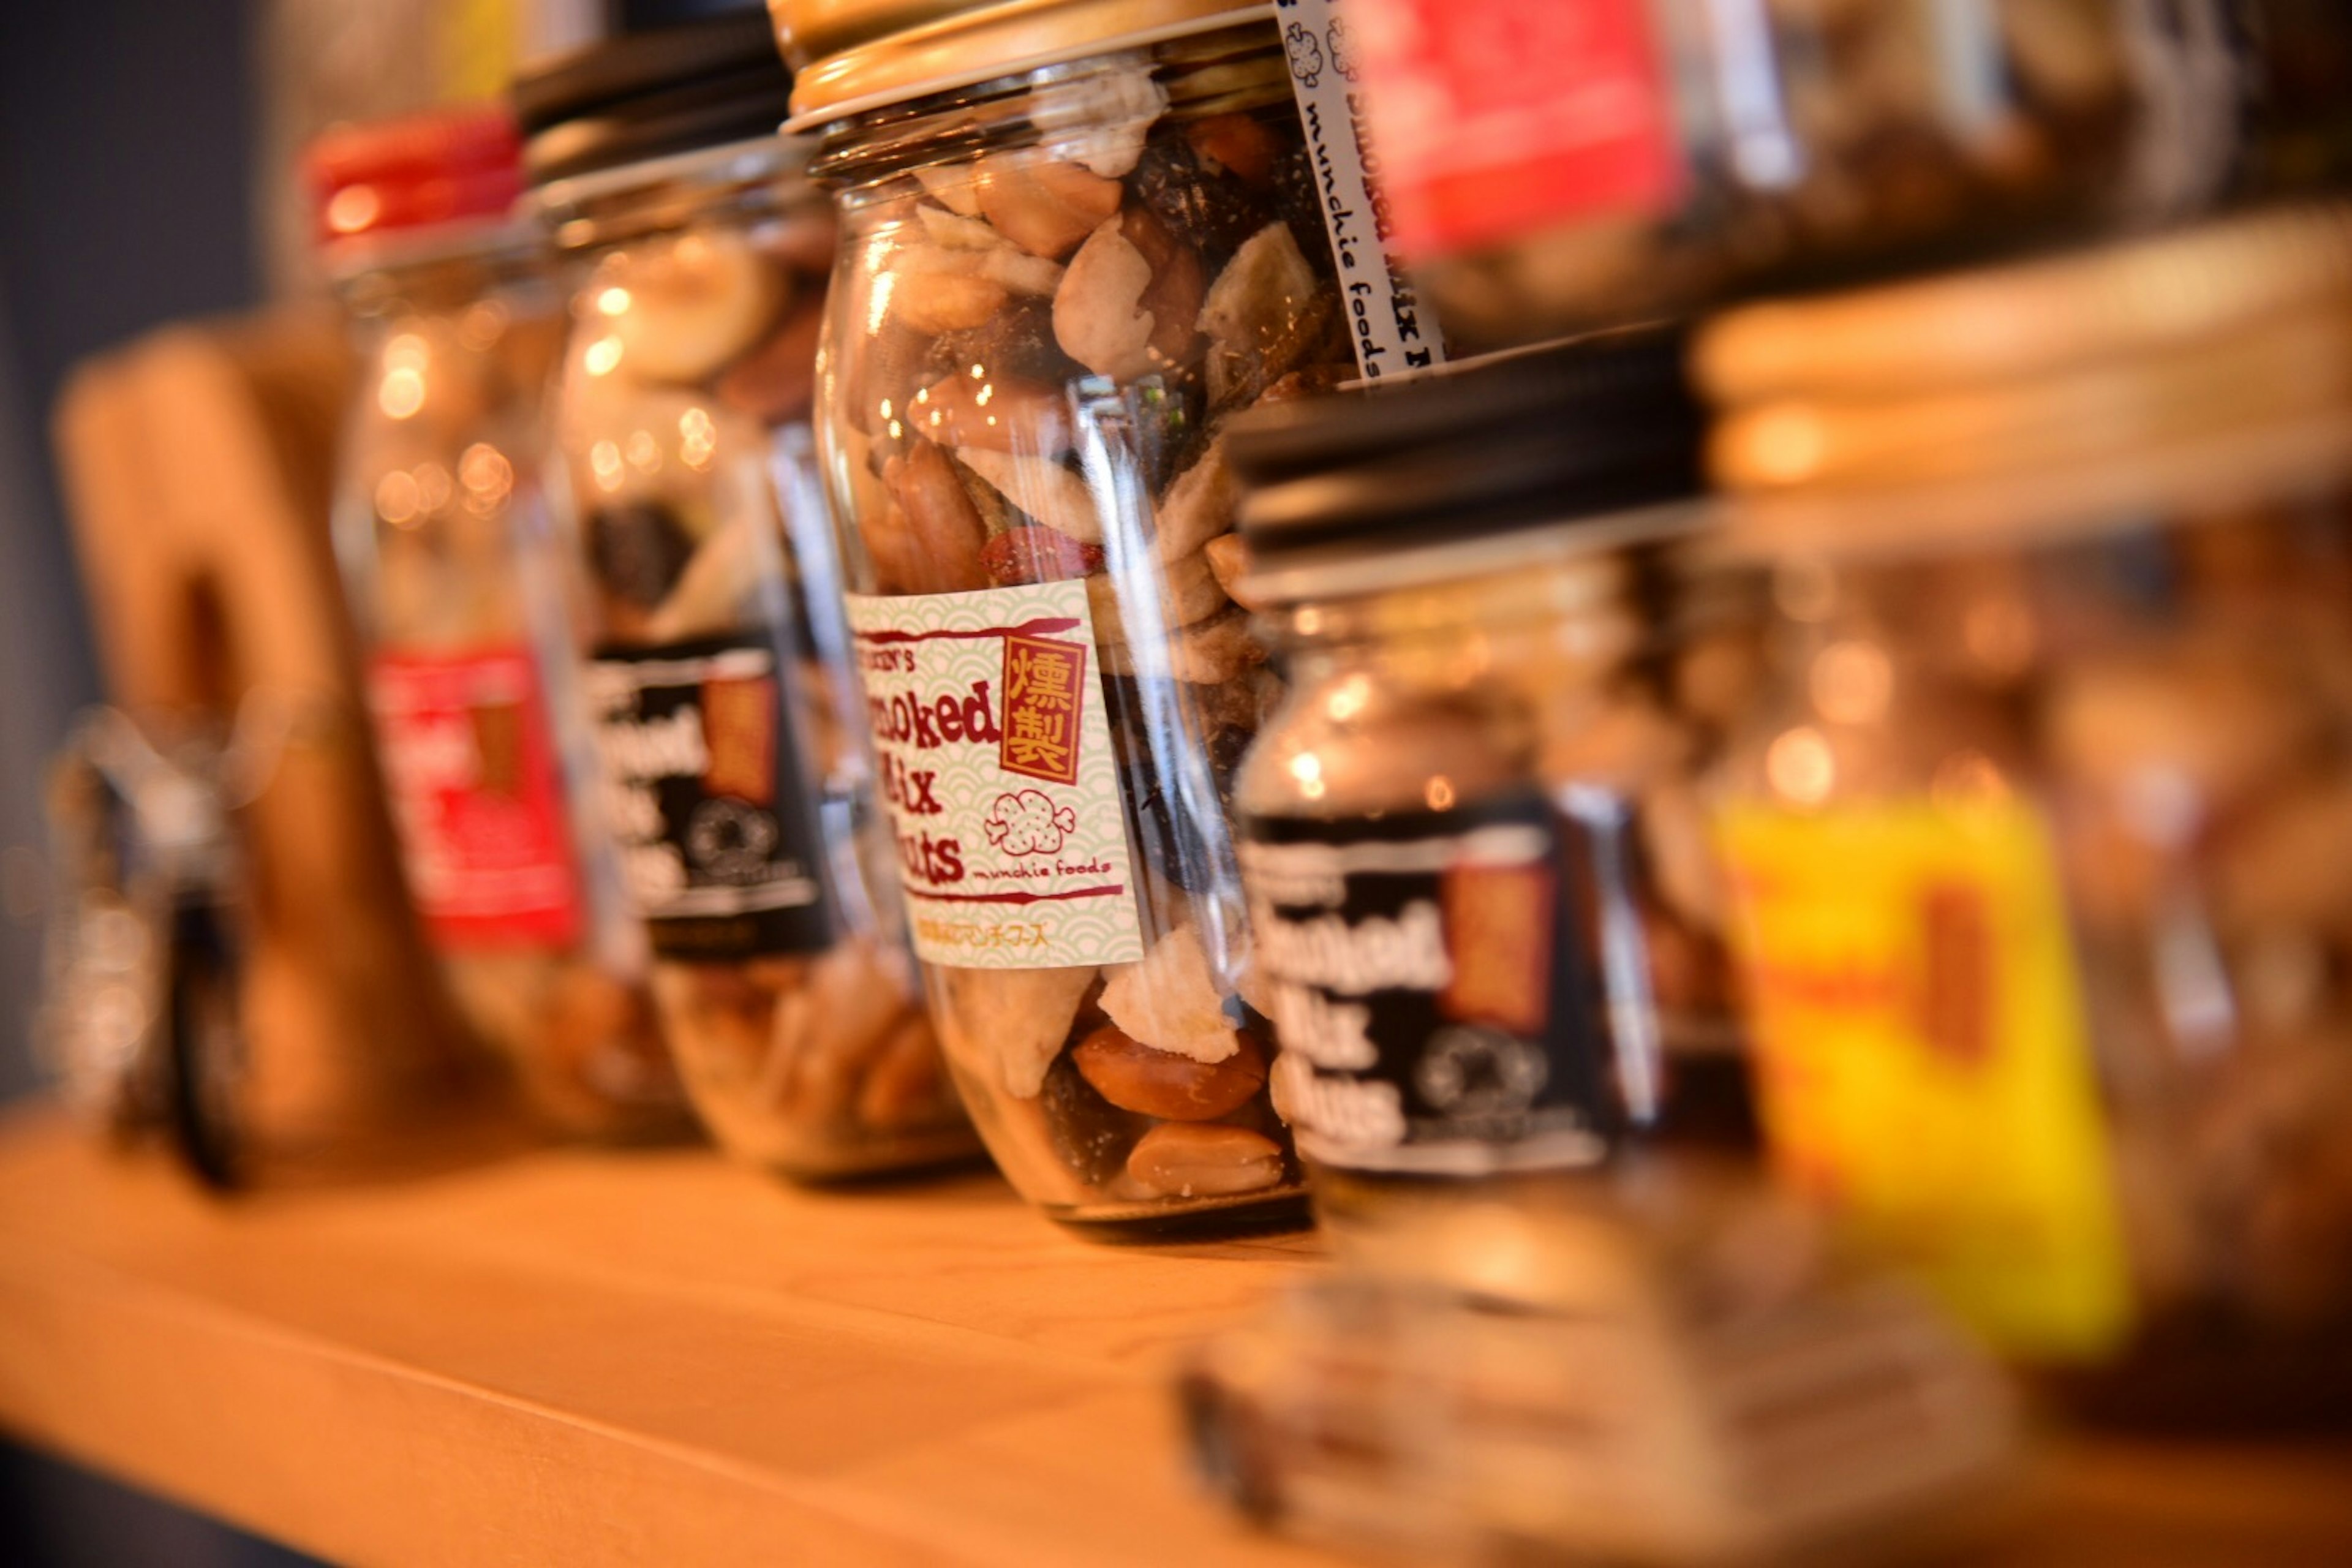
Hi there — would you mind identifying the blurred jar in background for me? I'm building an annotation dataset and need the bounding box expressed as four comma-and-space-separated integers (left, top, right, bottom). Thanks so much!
1700, 203, 2352, 1420
1343, 0, 2352, 350
519, 12, 975, 1178
311, 108, 690, 1142
1224, 336, 1753, 1234
778, 0, 1360, 1232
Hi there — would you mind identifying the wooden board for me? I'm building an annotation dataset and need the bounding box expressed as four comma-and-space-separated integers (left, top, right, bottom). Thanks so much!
0, 1104, 2343, 1566
50, 314, 473, 1147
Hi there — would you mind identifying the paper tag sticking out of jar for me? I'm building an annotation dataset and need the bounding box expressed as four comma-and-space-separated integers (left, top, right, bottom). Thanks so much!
1275, 0, 1447, 378
1340, 0, 1686, 260
845, 581, 1145, 971
1240, 796, 1615, 1174
584, 635, 833, 960
1715, 799, 2136, 1362
368, 647, 581, 947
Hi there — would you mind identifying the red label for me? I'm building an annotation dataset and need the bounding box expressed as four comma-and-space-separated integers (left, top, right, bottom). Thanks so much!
1349, 0, 1684, 258
998, 633, 1088, 788
370, 647, 581, 947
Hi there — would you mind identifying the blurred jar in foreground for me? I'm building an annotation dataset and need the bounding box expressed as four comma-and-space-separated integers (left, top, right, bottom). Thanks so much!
1224, 335, 1752, 1232
778, 0, 1361, 1231
1183, 1196, 2021, 1565
1700, 203, 2352, 1420
519, 12, 975, 1179
1343, 0, 2352, 350
312, 108, 688, 1141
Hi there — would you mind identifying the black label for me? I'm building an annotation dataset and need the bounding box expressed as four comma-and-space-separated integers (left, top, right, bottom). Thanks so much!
584, 635, 832, 960
1240, 796, 1613, 1175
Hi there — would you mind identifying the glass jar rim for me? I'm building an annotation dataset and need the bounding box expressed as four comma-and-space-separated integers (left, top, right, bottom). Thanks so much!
1698, 205, 2352, 410
1698, 205, 2352, 519
1243, 500, 1713, 615
1251, 520, 1706, 676
323, 212, 545, 291
527, 134, 822, 252
1714, 403, 2352, 567
778, 0, 1268, 131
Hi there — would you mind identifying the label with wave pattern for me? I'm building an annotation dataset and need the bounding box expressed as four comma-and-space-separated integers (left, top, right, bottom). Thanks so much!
845, 581, 1144, 970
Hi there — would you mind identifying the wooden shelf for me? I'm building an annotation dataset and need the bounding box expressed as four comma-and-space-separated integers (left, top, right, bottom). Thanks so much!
0, 1103, 2345, 1565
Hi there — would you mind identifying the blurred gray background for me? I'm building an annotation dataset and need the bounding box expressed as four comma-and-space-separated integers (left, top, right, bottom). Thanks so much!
0, 0, 315, 1556
0, 2, 742, 1558
0, 2, 258, 1098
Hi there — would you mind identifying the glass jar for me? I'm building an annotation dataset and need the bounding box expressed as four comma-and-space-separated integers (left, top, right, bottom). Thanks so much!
519, 13, 974, 1177
1182, 1207, 2019, 1564
1341, 0, 2352, 350
312, 108, 688, 1142
1223, 336, 1752, 1231
777, 0, 1360, 1231
1698, 204, 2352, 1419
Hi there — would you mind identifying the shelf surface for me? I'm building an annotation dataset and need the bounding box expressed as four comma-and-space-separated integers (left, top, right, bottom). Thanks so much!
0, 1103, 2345, 1566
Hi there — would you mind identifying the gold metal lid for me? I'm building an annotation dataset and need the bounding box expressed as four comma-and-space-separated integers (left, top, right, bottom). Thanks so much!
1697, 204, 2352, 411
1696, 203, 2352, 504
771, 0, 1267, 128
1695, 206, 2352, 562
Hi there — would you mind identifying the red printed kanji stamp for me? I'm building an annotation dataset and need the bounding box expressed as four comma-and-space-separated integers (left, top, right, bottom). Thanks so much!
1000, 634, 1087, 786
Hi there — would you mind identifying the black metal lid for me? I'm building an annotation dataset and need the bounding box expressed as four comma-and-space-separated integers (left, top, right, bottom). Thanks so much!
1227, 331, 1706, 582
513, 9, 795, 186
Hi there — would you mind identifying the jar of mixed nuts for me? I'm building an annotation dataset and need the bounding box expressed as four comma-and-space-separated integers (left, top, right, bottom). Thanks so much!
1700, 203, 2352, 1419
774, 0, 1362, 1231
312, 108, 690, 1141
1223, 334, 1752, 1228
518, 12, 974, 1177
1342, 0, 2352, 350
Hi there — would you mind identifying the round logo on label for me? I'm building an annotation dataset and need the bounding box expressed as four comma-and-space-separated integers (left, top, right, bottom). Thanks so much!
686, 798, 778, 882
1415, 1026, 1548, 1116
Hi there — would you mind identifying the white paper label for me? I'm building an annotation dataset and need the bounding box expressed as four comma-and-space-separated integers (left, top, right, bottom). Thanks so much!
845, 581, 1145, 970
1275, 0, 1449, 380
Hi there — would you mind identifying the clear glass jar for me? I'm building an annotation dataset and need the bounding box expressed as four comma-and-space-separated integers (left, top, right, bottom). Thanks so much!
1344, 0, 2352, 349
1222, 338, 1749, 1231
529, 106, 973, 1177
1700, 205, 2352, 1419
1182, 1205, 2019, 1564
316, 110, 688, 1142
786, 5, 1359, 1230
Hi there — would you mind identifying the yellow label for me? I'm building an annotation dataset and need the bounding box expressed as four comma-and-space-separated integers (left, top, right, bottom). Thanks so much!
1716, 799, 2133, 1360
439, 0, 519, 104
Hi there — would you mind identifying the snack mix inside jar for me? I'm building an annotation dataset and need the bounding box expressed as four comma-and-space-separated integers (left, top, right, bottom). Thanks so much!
1341, 0, 2352, 349
518, 12, 973, 1177
312, 108, 688, 1140
1224, 336, 1754, 1227
775, 0, 1362, 1230
1701, 205, 2352, 1419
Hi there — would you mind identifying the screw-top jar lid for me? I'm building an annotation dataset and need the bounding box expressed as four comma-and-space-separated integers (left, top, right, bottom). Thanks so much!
1699, 205, 2352, 410
513, 10, 797, 186
1226, 333, 1707, 606
1696, 202, 2352, 558
771, 0, 1265, 129
304, 106, 525, 248
1699, 202, 2352, 497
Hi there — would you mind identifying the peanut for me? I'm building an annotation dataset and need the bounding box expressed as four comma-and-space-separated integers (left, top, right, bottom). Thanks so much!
1125, 1122, 1284, 1198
